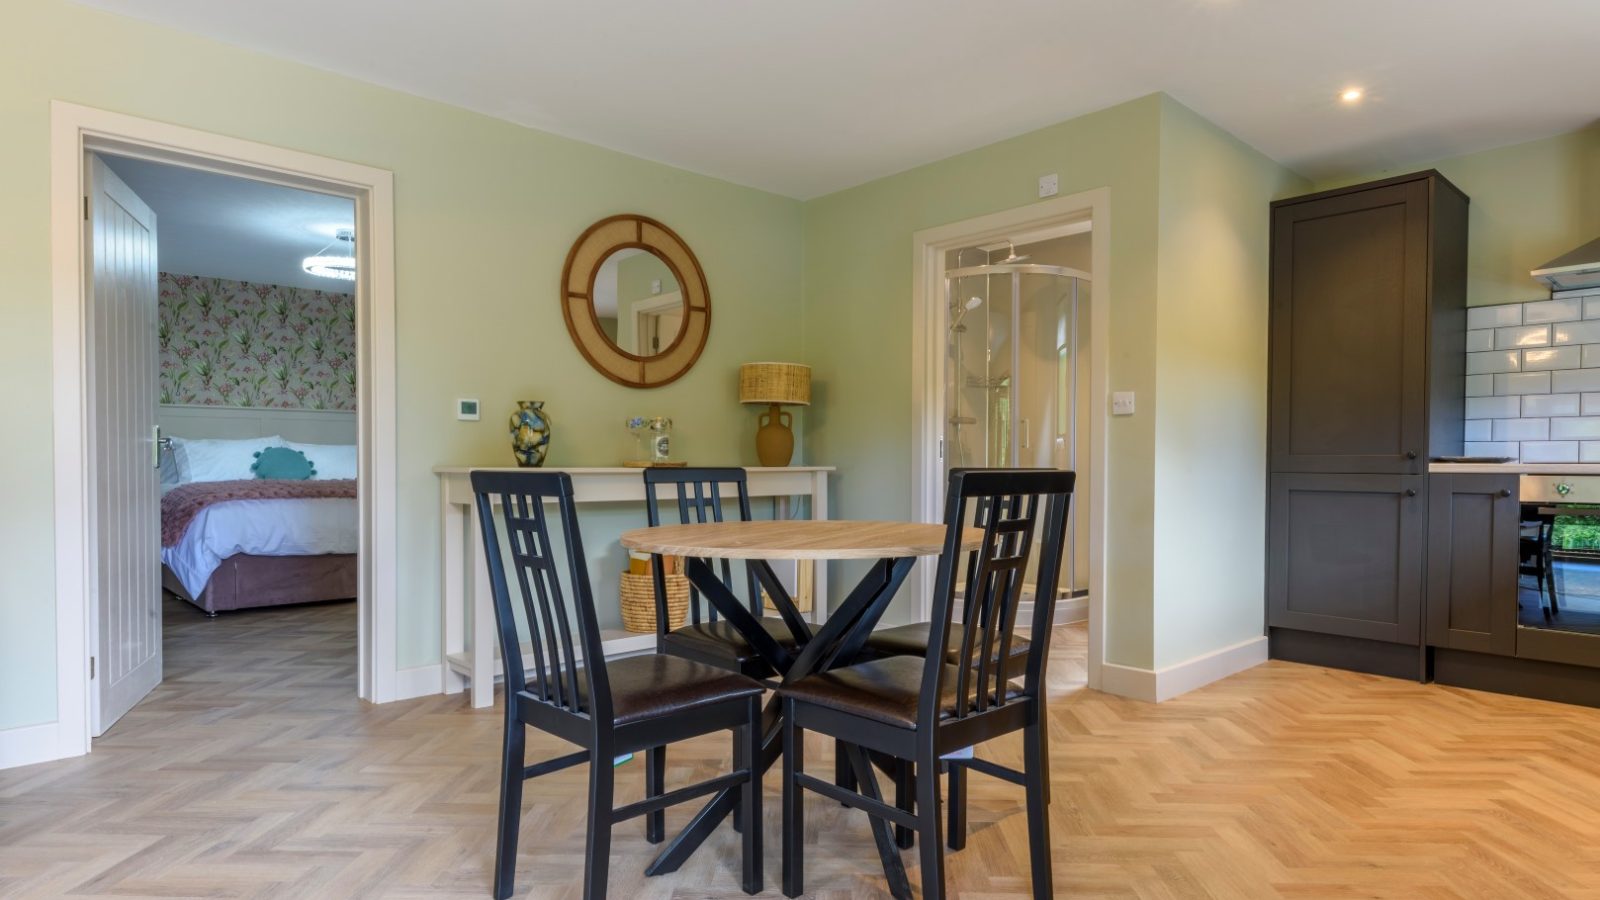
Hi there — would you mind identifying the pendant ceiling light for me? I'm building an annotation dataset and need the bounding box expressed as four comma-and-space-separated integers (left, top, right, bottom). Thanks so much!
303, 228, 356, 281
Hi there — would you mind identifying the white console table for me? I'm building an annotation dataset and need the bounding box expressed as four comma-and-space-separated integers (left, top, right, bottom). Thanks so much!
435, 466, 833, 708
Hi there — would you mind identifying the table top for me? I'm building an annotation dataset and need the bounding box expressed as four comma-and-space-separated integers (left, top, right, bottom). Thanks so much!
619, 520, 980, 560
433, 465, 833, 475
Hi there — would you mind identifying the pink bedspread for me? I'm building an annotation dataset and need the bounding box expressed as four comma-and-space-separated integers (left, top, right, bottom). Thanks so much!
161, 479, 356, 547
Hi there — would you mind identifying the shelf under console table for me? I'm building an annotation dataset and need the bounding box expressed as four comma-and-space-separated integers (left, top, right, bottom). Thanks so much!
434, 465, 833, 708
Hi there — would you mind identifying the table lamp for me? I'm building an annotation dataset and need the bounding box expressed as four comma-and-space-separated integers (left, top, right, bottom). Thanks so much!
739, 362, 811, 467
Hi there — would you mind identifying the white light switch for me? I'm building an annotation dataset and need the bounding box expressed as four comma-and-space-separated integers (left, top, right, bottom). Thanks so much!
456, 398, 480, 421
1038, 173, 1059, 198
1111, 391, 1136, 416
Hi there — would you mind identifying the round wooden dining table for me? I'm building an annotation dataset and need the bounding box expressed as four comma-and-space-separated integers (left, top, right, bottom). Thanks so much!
618, 519, 981, 877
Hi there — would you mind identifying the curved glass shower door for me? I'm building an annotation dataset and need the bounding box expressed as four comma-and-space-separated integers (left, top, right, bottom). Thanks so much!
944, 238, 1091, 602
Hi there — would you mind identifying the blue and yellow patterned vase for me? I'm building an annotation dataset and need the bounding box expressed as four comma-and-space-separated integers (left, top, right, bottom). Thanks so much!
510, 400, 552, 467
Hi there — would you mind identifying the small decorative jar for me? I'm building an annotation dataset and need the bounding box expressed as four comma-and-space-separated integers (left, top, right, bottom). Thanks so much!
510, 400, 552, 467
626, 416, 674, 464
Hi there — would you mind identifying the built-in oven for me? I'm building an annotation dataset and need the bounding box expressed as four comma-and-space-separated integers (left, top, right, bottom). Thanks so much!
1518, 475, 1600, 666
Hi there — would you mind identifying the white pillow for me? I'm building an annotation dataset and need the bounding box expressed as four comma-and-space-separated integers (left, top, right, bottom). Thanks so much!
170, 435, 284, 483
283, 441, 359, 480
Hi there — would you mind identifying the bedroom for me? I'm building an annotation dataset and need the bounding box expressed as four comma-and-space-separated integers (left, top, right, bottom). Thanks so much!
93, 153, 362, 734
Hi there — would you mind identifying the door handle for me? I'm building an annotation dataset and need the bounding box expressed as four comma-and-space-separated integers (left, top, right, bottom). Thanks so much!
1405, 450, 1418, 460
1404, 488, 1417, 497
1499, 489, 1513, 498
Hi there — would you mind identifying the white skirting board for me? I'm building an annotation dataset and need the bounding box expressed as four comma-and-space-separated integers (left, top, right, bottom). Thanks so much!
392, 664, 445, 702
1099, 636, 1268, 703
0, 721, 77, 771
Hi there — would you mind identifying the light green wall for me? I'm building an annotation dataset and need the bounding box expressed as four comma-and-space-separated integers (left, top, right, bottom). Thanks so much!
1314, 123, 1600, 307
0, 0, 803, 730
1151, 97, 1310, 669
802, 96, 1165, 667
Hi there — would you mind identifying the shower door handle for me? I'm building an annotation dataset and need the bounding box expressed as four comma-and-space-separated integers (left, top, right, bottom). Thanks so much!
1020, 418, 1030, 450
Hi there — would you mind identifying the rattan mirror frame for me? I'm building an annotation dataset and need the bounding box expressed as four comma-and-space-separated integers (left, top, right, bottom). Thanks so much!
560, 214, 711, 388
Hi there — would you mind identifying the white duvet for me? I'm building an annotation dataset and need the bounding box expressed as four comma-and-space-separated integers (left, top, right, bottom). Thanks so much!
161, 497, 359, 597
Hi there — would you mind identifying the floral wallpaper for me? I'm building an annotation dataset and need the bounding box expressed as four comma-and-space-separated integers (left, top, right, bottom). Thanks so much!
158, 273, 356, 410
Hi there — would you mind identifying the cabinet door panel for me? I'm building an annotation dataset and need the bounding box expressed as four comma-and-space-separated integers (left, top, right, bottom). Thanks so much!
1268, 473, 1424, 643
1425, 474, 1518, 656
1270, 181, 1430, 473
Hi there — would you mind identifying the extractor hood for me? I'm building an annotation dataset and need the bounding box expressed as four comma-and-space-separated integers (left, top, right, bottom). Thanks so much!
1532, 237, 1600, 292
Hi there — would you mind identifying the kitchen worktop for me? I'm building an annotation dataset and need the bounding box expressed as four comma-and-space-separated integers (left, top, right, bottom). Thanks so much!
1429, 462, 1600, 475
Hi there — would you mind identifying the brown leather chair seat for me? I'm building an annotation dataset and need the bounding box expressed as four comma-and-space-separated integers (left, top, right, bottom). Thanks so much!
519, 654, 764, 726
865, 621, 1030, 667
777, 655, 1020, 729
663, 617, 802, 664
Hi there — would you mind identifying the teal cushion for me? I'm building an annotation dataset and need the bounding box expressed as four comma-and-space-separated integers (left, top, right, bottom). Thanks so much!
251, 446, 317, 480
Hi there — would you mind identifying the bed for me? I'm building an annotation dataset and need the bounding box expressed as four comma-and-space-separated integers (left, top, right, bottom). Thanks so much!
157, 413, 359, 614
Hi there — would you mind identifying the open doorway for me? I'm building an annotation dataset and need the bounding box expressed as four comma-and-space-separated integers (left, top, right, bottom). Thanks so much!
44, 103, 399, 764
910, 190, 1111, 691
85, 153, 361, 735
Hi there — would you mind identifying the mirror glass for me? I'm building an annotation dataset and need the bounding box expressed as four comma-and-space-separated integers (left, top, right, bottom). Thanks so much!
592, 248, 683, 357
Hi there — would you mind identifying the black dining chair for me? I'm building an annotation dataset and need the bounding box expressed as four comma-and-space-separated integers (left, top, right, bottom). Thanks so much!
778, 468, 1074, 900
472, 470, 766, 900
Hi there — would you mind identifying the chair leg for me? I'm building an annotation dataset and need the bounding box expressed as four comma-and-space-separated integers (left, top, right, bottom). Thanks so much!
1023, 718, 1053, 900
916, 749, 946, 900
492, 719, 526, 900
782, 699, 804, 899
835, 738, 854, 803
582, 746, 615, 900
1036, 716, 1052, 806
894, 760, 915, 849
946, 761, 967, 852
741, 696, 764, 895
645, 746, 666, 844
732, 727, 745, 833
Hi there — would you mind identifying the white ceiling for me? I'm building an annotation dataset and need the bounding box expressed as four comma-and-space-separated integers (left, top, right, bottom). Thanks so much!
102, 155, 356, 291
79, 0, 1600, 198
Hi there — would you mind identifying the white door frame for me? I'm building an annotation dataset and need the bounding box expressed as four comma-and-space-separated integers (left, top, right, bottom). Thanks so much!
909, 188, 1111, 691
45, 101, 399, 763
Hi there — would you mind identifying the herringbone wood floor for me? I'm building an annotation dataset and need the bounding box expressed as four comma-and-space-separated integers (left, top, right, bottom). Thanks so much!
4, 597, 1600, 898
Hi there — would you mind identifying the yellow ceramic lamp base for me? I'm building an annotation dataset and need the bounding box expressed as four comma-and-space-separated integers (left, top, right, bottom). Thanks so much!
755, 403, 795, 467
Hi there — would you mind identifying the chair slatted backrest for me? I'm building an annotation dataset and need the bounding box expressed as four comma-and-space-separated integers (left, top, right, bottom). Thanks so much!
919, 468, 1075, 725
472, 470, 610, 722
642, 467, 760, 629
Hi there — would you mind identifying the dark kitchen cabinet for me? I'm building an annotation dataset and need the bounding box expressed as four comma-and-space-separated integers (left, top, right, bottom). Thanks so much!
1269, 173, 1468, 474
1267, 171, 1468, 667
1425, 473, 1518, 656
1267, 473, 1426, 644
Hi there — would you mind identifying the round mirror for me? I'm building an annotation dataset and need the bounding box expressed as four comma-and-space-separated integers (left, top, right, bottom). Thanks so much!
592, 248, 683, 357
561, 215, 711, 388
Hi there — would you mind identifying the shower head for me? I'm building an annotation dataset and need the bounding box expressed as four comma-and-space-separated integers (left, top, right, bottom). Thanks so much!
950, 296, 983, 330
1000, 240, 1031, 264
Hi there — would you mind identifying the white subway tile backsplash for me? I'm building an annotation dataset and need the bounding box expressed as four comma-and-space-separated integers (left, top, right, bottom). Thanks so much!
1495, 324, 1551, 349
1586, 297, 1600, 320
1520, 441, 1580, 463
1466, 395, 1520, 419
1550, 417, 1600, 440
1464, 441, 1520, 458
1583, 442, 1600, 463
1494, 372, 1551, 395
1464, 440, 1521, 458
1465, 374, 1494, 397
1524, 393, 1580, 417
1523, 347, 1582, 371
1466, 329, 1494, 353
1553, 369, 1600, 393
1464, 420, 1491, 441
1553, 321, 1600, 345
1583, 393, 1600, 415
1522, 298, 1583, 323
1467, 351, 1520, 375
1583, 345, 1600, 368
1494, 418, 1549, 441
1468, 304, 1523, 329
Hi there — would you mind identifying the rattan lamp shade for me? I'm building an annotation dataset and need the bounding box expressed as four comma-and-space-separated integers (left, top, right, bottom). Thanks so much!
739, 362, 811, 467
738, 362, 811, 406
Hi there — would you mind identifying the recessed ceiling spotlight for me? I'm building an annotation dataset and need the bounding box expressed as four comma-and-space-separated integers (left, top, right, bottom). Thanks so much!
1340, 87, 1364, 103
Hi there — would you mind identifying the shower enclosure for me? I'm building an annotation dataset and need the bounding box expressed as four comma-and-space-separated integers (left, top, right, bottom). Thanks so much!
944, 239, 1091, 600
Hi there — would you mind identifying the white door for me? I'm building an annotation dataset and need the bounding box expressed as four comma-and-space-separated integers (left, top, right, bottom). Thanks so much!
86, 154, 162, 736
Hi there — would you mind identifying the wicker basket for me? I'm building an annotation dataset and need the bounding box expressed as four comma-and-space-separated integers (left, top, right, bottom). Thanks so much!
620, 571, 689, 633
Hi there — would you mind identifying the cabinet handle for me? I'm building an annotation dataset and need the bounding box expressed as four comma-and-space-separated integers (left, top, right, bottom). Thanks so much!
1405, 450, 1418, 460
1404, 488, 1417, 497
1499, 489, 1513, 498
